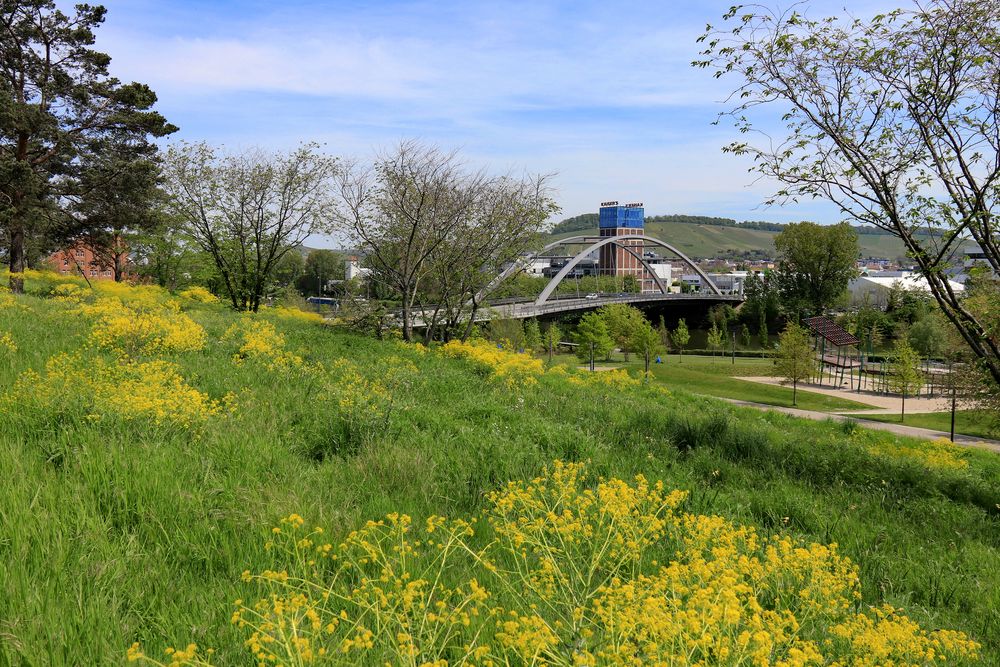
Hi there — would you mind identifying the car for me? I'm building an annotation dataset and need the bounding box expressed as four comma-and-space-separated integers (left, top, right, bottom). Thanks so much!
584, 293, 599, 299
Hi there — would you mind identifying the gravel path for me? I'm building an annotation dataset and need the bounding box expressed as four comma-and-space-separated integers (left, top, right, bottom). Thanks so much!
736, 376, 953, 415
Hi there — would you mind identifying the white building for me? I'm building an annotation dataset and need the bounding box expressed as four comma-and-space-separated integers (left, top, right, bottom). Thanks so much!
345, 256, 371, 281
848, 272, 964, 307
679, 271, 748, 295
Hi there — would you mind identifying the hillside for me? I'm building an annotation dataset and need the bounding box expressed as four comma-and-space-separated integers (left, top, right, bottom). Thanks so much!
1, 272, 998, 665
547, 213, 953, 261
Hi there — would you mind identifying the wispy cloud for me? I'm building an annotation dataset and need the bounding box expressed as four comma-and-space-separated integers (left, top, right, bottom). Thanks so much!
95, 0, 886, 224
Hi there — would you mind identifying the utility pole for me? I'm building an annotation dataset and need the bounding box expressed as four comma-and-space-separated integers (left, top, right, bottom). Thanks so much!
732, 330, 736, 365
949, 361, 957, 442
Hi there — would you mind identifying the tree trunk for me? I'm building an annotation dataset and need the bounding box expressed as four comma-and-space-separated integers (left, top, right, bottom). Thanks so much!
8, 223, 26, 294
792, 379, 797, 406
401, 297, 413, 342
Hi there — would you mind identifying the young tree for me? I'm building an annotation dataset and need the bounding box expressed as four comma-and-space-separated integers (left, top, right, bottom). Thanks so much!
162, 143, 337, 311
772, 222, 859, 316
706, 323, 725, 362
632, 319, 662, 377
543, 322, 562, 363
673, 318, 691, 362
575, 312, 613, 364
523, 319, 542, 353
658, 315, 671, 351
0, 1, 176, 292
757, 312, 769, 348
888, 339, 925, 421
697, 0, 1000, 385
772, 322, 815, 406
598, 303, 645, 361
740, 323, 753, 350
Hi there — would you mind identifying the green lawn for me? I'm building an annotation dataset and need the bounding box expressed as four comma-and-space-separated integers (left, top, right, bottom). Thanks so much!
862, 410, 1000, 441
551, 351, 875, 413
3, 279, 1000, 664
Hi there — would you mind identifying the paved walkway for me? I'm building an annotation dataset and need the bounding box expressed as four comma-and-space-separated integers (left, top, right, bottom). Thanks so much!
720, 398, 1000, 454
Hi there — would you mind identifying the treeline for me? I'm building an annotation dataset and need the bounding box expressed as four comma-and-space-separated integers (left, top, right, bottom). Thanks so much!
548, 213, 895, 236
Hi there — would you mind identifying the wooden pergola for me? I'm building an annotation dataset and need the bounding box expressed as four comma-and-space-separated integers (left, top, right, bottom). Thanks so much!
803, 316, 863, 390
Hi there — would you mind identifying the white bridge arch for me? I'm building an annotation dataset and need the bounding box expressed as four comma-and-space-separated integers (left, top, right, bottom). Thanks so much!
478, 234, 722, 305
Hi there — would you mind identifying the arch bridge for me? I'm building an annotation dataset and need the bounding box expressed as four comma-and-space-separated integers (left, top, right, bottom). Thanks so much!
478, 233, 728, 306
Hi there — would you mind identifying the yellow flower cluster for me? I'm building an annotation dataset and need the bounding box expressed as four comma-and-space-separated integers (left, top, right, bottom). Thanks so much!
138, 461, 980, 666
263, 305, 327, 325
128, 641, 214, 666
84, 298, 207, 356
177, 286, 219, 304
0, 285, 21, 311
858, 433, 968, 472
440, 339, 544, 390
325, 357, 396, 425
0, 331, 16, 355
223, 318, 305, 370
5, 353, 224, 429
566, 368, 640, 390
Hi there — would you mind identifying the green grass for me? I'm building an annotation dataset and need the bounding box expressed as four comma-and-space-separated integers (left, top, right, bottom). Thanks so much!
552, 351, 875, 412
2, 287, 1000, 664
861, 410, 1000, 441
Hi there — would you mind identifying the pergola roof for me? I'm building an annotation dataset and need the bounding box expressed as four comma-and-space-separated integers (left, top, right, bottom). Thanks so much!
803, 316, 859, 347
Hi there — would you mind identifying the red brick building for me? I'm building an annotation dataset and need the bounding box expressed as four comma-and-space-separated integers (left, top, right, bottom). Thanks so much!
45, 241, 133, 281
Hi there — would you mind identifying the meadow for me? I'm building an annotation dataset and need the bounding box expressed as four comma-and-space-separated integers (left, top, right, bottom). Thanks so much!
1, 273, 999, 665
551, 352, 873, 413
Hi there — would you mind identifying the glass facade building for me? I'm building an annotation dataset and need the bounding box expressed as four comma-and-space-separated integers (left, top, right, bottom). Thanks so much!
599, 203, 644, 229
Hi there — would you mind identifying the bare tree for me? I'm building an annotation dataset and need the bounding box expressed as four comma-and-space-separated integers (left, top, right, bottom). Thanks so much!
336, 142, 555, 342
696, 0, 1000, 387
162, 142, 337, 311
440, 173, 559, 342
336, 142, 482, 341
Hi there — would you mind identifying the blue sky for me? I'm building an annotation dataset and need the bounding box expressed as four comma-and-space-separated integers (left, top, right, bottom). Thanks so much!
96, 0, 893, 242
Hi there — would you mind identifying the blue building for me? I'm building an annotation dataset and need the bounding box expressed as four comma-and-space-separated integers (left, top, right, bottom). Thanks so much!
598, 201, 649, 289
599, 201, 644, 230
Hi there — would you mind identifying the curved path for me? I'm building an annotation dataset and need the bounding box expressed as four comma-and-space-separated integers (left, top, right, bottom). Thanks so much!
720, 398, 1000, 454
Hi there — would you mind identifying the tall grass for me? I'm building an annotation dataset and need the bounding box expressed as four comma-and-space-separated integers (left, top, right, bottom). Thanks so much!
0, 274, 998, 664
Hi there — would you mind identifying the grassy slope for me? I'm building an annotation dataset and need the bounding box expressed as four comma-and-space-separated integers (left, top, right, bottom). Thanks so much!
547, 220, 942, 260
863, 411, 1000, 440
553, 353, 874, 412
2, 294, 1000, 664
